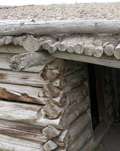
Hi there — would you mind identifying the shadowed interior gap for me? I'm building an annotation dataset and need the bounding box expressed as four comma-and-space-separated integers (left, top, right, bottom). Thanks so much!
88, 63, 100, 129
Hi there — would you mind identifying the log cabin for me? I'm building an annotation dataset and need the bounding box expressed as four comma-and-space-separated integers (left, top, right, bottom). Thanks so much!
0, 18, 120, 151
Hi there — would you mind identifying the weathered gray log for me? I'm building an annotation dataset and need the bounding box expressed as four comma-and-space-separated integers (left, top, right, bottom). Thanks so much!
13, 35, 26, 46
0, 53, 46, 72
54, 112, 90, 147
48, 42, 60, 53
93, 46, 103, 57
9, 51, 55, 71
0, 134, 43, 151
0, 83, 48, 104
114, 43, 120, 59
43, 140, 58, 151
1, 20, 120, 35
23, 35, 43, 52
104, 44, 114, 56
0, 44, 27, 53
42, 125, 61, 139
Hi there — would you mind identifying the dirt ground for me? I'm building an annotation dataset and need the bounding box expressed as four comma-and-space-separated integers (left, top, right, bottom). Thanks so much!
0, 2, 120, 21
97, 123, 120, 151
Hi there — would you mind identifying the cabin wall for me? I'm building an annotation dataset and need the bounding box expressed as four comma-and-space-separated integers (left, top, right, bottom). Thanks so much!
0, 50, 93, 151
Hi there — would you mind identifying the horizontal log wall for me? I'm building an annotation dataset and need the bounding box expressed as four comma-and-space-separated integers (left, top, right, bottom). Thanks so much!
0, 53, 93, 151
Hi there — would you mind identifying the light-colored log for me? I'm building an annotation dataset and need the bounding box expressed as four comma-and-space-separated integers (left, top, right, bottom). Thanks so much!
0, 119, 43, 134
114, 43, 120, 59
74, 41, 84, 54
37, 99, 89, 129
39, 59, 84, 82
39, 83, 60, 98
43, 140, 58, 151
0, 83, 48, 104
0, 125, 47, 143
93, 46, 103, 57
0, 100, 43, 124
0, 134, 43, 150
52, 68, 86, 89
52, 51, 120, 69
42, 100, 63, 119
42, 39, 56, 50
42, 125, 61, 139
104, 44, 114, 56
84, 44, 95, 56
9, 51, 55, 71
81, 138, 93, 151
103, 41, 110, 48
0, 44, 27, 53
1, 20, 120, 35
39, 66, 58, 82
42, 84, 87, 119
13, 35, 26, 46
23, 35, 42, 52
54, 112, 90, 147
0, 53, 46, 72
0, 70, 47, 87
4, 36, 13, 44
58, 41, 67, 52
67, 127, 92, 151
48, 41, 60, 53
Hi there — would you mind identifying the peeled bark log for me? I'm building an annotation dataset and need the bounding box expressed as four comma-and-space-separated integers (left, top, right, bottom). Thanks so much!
93, 46, 103, 57
84, 44, 95, 56
1, 20, 120, 36
114, 43, 120, 59
23, 35, 42, 52
43, 140, 58, 151
42, 39, 56, 50
4, 36, 13, 44
0, 83, 48, 104
74, 41, 84, 54
39, 83, 60, 98
48, 41, 60, 53
9, 51, 55, 71
42, 125, 61, 139
54, 113, 90, 147
67, 127, 92, 151
104, 44, 114, 56
13, 35, 26, 46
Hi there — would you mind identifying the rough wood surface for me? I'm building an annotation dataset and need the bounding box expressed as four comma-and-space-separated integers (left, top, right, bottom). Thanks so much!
43, 140, 58, 151
0, 100, 43, 124
0, 83, 48, 104
114, 43, 120, 59
42, 125, 61, 139
67, 127, 92, 151
0, 134, 43, 151
0, 70, 47, 87
0, 44, 27, 53
52, 51, 120, 68
1, 20, 120, 36
0, 53, 46, 72
54, 112, 90, 147
9, 51, 55, 71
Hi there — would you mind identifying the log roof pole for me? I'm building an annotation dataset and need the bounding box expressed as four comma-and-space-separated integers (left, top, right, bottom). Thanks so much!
0, 20, 120, 36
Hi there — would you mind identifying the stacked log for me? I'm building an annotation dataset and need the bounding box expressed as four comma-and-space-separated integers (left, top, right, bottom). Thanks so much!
1, 33, 120, 59
0, 52, 93, 151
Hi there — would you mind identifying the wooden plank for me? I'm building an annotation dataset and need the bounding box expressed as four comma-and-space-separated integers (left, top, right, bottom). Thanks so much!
1, 20, 120, 35
0, 83, 48, 104
0, 53, 45, 72
52, 51, 120, 68
0, 70, 47, 87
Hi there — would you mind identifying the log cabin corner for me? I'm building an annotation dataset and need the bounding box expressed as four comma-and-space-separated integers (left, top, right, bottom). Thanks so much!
0, 20, 120, 151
